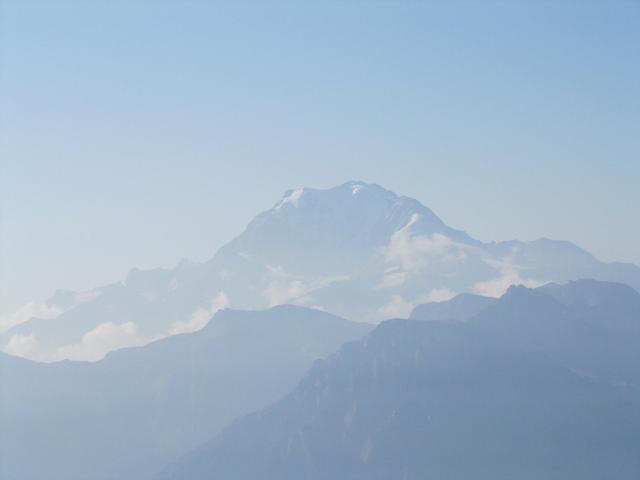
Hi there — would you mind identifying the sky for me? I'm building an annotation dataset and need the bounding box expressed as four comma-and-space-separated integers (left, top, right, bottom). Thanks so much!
1, 0, 639, 313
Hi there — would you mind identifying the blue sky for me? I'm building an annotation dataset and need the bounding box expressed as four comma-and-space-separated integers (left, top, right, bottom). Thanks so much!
2, 0, 639, 312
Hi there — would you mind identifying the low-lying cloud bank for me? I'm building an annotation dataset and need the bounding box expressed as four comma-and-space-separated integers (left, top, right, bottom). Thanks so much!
2, 291, 230, 363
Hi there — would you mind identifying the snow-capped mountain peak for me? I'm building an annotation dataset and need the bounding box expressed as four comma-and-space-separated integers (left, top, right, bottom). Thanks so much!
3, 181, 639, 362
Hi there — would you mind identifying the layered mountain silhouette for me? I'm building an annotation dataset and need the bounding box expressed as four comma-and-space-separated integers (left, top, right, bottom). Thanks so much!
0, 305, 371, 480
3, 181, 640, 362
157, 279, 640, 480
409, 293, 496, 321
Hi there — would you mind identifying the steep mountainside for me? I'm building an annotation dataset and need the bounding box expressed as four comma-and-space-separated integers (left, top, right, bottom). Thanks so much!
157, 280, 640, 480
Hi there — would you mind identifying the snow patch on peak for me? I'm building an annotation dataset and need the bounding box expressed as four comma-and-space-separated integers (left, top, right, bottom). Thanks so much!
404, 212, 421, 229
340, 181, 392, 197
275, 188, 305, 210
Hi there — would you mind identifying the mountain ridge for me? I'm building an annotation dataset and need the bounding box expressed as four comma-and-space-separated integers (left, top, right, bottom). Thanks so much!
0, 304, 372, 480
3, 181, 639, 362
156, 279, 640, 480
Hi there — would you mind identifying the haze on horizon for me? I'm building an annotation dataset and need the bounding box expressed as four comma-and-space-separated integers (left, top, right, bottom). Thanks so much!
2, 0, 639, 313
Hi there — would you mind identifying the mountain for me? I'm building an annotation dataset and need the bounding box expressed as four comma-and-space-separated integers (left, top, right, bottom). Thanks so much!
215, 182, 476, 272
409, 292, 496, 321
157, 279, 640, 480
0, 305, 371, 480
3, 181, 639, 361
477, 281, 640, 386
539, 278, 640, 334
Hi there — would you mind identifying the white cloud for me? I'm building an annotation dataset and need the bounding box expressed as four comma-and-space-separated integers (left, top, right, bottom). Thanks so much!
373, 289, 456, 322
424, 288, 456, 303
169, 291, 230, 335
53, 321, 145, 362
5, 292, 233, 363
218, 270, 236, 280
473, 257, 544, 297
262, 265, 348, 307
384, 214, 467, 274
375, 294, 414, 321
4, 333, 38, 358
377, 270, 407, 289
263, 265, 307, 306
73, 290, 100, 303
0, 301, 63, 333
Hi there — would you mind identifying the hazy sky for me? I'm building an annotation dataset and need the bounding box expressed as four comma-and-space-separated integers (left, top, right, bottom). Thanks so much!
2, 0, 639, 313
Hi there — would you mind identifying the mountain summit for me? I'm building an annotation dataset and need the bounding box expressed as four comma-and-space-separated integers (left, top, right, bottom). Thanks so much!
3, 181, 639, 361
212, 181, 476, 276
226, 181, 473, 253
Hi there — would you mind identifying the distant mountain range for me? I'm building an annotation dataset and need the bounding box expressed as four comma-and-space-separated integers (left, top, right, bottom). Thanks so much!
0, 306, 371, 480
3, 181, 638, 480
157, 279, 640, 480
3, 181, 640, 362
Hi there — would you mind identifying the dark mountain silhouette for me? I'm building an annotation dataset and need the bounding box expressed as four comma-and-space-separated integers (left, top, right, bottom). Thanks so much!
409, 292, 496, 321
157, 279, 640, 480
